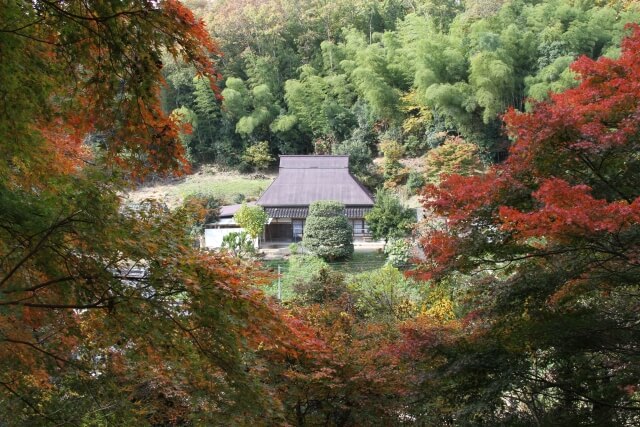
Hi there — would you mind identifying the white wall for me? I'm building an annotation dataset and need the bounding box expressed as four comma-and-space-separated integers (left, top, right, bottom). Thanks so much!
204, 228, 258, 249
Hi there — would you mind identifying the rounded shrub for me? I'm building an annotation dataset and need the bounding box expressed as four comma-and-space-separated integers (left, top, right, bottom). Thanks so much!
302, 201, 354, 261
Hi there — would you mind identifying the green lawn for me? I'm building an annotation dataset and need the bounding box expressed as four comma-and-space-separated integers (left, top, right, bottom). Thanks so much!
260, 250, 388, 301
326, 250, 387, 274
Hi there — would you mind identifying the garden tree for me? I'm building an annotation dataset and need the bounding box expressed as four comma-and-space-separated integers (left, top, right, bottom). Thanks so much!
0, 1, 324, 423
271, 265, 412, 425
233, 204, 269, 239
293, 267, 348, 306
365, 189, 415, 243
302, 201, 354, 260
242, 141, 275, 171
348, 265, 420, 321
410, 25, 640, 424
221, 231, 257, 258
277, 254, 329, 301
383, 237, 412, 267
423, 135, 485, 183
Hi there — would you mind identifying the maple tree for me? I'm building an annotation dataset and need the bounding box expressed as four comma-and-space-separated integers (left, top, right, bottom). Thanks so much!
0, 1, 321, 424
411, 24, 640, 424
270, 267, 412, 425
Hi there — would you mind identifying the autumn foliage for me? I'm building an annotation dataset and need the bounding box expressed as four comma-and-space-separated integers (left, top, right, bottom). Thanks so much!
4, 0, 640, 424
1, 0, 220, 184
0, 1, 325, 424
411, 24, 640, 424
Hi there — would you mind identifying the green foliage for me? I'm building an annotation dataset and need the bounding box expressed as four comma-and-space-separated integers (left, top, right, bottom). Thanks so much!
242, 141, 274, 171
288, 242, 300, 255
525, 55, 578, 104
285, 254, 328, 287
469, 51, 515, 124
192, 75, 223, 162
158, 174, 270, 206
221, 77, 251, 117
160, 0, 640, 171
263, 254, 328, 301
332, 137, 374, 178
224, 79, 280, 137
365, 190, 415, 242
281, 67, 356, 139
384, 238, 411, 267
232, 193, 246, 204
233, 204, 268, 238
348, 265, 421, 321
302, 201, 354, 261
293, 267, 348, 305
405, 170, 426, 194
379, 138, 404, 163
412, 26, 640, 424
221, 231, 256, 258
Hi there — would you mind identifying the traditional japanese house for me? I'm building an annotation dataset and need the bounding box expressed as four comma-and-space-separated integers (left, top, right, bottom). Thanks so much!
257, 155, 374, 244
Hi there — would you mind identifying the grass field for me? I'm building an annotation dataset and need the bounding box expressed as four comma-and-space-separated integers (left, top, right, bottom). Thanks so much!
173, 176, 272, 201
127, 167, 274, 207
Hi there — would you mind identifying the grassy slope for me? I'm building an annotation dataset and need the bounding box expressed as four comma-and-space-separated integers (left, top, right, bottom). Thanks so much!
127, 166, 274, 208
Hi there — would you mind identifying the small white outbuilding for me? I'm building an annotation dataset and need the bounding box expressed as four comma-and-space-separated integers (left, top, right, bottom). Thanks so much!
203, 203, 258, 249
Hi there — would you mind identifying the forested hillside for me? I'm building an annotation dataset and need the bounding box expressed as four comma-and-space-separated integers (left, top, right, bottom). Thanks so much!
165, 0, 638, 179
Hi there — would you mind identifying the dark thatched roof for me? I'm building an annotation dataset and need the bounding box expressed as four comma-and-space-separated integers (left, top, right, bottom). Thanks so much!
257, 155, 374, 207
